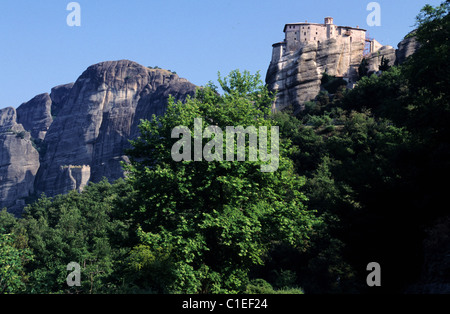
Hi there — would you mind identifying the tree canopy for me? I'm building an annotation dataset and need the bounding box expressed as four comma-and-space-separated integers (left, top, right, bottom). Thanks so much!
122, 70, 320, 293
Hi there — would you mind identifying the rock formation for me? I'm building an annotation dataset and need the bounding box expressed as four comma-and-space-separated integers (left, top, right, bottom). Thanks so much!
50, 83, 75, 118
395, 32, 421, 66
0, 60, 197, 214
35, 60, 197, 198
266, 37, 365, 111
266, 19, 421, 111
365, 45, 397, 73
0, 107, 40, 215
16, 93, 53, 140
364, 32, 420, 74
56, 165, 91, 195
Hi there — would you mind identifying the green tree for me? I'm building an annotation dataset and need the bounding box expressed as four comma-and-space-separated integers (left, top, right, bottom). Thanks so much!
379, 56, 391, 72
321, 73, 347, 94
0, 231, 33, 294
342, 66, 409, 124
402, 0, 450, 143
358, 58, 369, 79
123, 70, 321, 293
15, 179, 132, 294
406, 0, 449, 98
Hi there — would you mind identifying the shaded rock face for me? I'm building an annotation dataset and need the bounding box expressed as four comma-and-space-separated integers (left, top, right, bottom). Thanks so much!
56, 165, 91, 195
16, 93, 53, 140
34, 60, 197, 198
50, 83, 75, 117
0, 107, 17, 131
395, 35, 421, 66
365, 45, 397, 73
0, 108, 40, 215
366, 34, 420, 73
0, 60, 197, 214
266, 37, 365, 112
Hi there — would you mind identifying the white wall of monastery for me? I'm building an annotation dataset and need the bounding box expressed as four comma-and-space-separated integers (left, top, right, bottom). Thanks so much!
280, 18, 367, 55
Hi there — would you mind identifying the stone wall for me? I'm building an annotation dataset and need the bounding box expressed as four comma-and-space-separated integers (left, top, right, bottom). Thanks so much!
283, 18, 367, 56
56, 165, 91, 194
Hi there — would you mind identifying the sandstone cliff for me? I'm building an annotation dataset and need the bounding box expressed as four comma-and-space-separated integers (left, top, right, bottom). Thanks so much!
266, 37, 365, 111
0, 107, 40, 215
0, 60, 197, 213
16, 93, 53, 141
266, 35, 421, 111
36, 60, 197, 198
365, 33, 420, 73
50, 83, 75, 117
395, 32, 421, 66
365, 45, 396, 73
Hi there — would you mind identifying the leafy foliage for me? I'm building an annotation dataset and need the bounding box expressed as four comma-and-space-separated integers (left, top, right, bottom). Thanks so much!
0, 179, 133, 294
269, 0, 450, 293
0, 230, 33, 293
358, 58, 369, 79
122, 70, 320, 293
321, 73, 347, 94
379, 56, 391, 72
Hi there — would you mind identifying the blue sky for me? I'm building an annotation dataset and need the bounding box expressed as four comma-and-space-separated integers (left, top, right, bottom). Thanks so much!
0, 0, 443, 110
